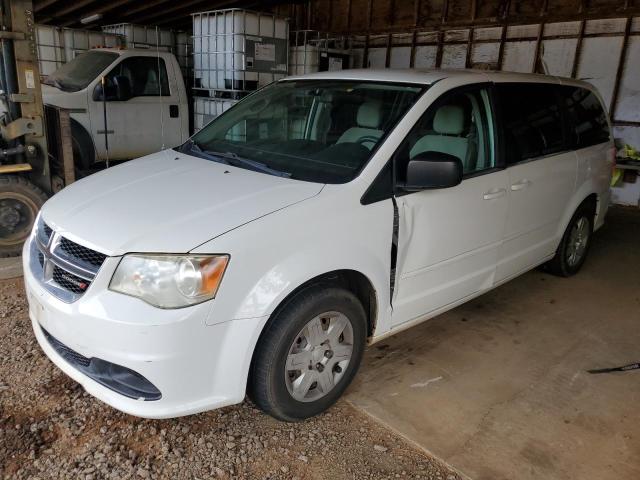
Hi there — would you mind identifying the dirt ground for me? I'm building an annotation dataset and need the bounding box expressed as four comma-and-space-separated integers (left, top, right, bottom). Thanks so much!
0, 277, 461, 480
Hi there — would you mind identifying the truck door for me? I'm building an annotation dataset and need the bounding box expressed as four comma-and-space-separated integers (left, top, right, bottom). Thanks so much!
88, 55, 184, 161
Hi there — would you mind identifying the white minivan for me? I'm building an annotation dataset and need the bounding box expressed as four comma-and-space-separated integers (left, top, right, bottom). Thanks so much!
24, 69, 613, 421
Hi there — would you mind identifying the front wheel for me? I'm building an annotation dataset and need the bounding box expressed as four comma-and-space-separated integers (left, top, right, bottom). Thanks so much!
249, 285, 367, 421
545, 204, 594, 277
0, 175, 47, 257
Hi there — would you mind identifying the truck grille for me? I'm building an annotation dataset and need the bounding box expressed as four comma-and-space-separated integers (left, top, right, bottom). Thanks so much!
31, 218, 108, 302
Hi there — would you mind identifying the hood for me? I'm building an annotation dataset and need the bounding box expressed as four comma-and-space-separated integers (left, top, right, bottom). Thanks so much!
41, 150, 324, 255
41, 84, 88, 110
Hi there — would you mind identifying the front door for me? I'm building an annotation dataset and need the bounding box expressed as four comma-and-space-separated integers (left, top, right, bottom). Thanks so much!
88, 55, 184, 161
391, 85, 509, 327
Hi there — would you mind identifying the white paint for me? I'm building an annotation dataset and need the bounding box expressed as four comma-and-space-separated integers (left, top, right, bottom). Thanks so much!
410, 376, 443, 388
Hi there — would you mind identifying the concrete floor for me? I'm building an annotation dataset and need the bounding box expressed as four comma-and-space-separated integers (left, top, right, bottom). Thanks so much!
347, 206, 640, 480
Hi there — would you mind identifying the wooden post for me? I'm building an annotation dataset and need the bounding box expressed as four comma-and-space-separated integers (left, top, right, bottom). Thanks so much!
571, 19, 586, 78
57, 109, 75, 186
609, 16, 632, 120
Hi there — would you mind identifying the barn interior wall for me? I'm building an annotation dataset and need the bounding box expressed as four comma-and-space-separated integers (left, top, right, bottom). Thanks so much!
274, 0, 640, 205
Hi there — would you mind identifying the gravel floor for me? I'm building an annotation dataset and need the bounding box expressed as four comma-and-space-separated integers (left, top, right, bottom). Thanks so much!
0, 278, 461, 480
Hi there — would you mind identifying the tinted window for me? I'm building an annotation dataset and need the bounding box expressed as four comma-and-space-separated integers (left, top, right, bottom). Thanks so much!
106, 57, 170, 98
497, 83, 564, 164
395, 86, 496, 183
559, 86, 610, 148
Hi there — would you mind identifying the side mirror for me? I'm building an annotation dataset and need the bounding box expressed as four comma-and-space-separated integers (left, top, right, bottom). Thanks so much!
92, 76, 132, 102
112, 75, 132, 101
404, 151, 463, 191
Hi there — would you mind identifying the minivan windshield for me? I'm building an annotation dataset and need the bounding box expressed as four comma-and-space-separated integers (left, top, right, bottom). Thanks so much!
43, 50, 119, 92
184, 80, 425, 183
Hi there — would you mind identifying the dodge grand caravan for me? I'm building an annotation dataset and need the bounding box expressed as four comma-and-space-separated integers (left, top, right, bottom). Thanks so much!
24, 69, 613, 421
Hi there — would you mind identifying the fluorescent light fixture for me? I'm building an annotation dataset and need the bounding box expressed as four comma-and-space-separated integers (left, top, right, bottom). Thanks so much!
80, 13, 103, 24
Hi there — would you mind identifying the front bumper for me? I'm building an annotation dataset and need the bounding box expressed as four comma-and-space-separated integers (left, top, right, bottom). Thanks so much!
23, 239, 266, 419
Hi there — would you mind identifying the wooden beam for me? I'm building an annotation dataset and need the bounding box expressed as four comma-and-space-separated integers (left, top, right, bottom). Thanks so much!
409, 29, 417, 67
435, 30, 444, 67
465, 27, 474, 68
532, 22, 544, 73
609, 16, 632, 119
571, 19, 586, 78
37, 0, 103, 24
496, 24, 507, 70
34, 0, 61, 13
385, 33, 392, 68
57, 0, 138, 27
129, 0, 237, 25
413, 0, 420, 27
441, 0, 449, 24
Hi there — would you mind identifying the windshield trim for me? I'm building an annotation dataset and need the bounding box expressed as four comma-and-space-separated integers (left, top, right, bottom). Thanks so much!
179, 79, 429, 185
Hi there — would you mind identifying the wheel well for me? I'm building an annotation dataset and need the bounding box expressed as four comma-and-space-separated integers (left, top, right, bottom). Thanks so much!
581, 193, 598, 219
270, 270, 378, 339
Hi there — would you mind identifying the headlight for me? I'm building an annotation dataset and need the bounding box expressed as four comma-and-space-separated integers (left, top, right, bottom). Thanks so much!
109, 254, 229, 308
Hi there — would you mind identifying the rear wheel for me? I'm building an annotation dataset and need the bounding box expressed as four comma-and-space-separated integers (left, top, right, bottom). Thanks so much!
545, 203, 594, 277
0, 175, 47, 257
249, 285, 367, 421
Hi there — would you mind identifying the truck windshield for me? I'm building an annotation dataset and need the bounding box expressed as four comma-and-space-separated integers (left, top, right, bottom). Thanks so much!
184, 80, 425, 184
43, 50, 119, 92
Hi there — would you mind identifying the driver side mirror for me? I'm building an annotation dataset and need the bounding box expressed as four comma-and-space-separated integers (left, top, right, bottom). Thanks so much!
92, 75, 132, 102
403, 151, 463, 191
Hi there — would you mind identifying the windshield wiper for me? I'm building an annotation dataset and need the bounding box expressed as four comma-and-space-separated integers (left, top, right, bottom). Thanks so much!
204, 150, 291, 178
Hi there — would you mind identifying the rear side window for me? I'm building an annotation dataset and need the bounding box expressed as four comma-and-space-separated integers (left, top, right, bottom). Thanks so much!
559, 86, 610, 148
497, 83, 564, 164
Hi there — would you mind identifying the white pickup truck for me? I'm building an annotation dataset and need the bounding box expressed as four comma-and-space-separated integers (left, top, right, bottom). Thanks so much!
42, 48, 190, 171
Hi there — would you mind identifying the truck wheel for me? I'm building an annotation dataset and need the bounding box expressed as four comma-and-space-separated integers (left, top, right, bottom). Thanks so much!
0, 175, 47, 257
545, 203, 595, 277
249, 285, 367, 421
71, 121, 95, 178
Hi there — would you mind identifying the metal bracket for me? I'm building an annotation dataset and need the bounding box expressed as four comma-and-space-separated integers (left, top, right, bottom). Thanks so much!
1, 116, 43, 140
9, 92, 34, 103
0, 31, 25, 40
0, 163, 32, 174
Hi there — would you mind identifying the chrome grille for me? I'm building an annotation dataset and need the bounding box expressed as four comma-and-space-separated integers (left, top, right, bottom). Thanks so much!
36, 218, 53, 246
57, 237, 107, 270
52, 265, 90, 294
30, 220, 108, 303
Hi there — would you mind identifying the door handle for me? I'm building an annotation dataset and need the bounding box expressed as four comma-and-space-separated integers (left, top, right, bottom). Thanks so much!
169, 104, 179, 118
483, 188, 506, 200
511, 179, 531, 191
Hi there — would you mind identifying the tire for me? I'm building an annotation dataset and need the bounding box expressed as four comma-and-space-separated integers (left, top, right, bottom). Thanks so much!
0, 175, 47, 257
545, 203, 595, 277
71, 121, 95, 178
249, 285, 367, 421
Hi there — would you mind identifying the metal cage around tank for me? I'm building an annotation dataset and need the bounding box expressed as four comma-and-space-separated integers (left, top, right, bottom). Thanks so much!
191, 8, 289, 96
